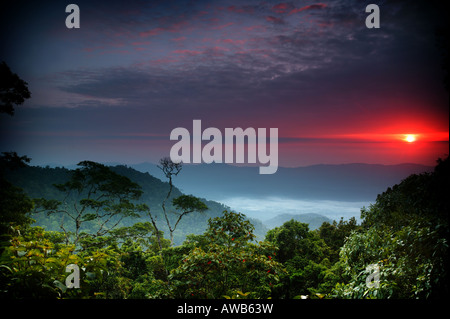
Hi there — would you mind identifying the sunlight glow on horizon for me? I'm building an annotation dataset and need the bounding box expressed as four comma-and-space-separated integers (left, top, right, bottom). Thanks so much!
404, 134, 417, 143
287, 132, 448, 143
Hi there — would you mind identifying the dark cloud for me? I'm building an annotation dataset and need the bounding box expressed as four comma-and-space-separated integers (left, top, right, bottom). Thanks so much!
52, 0, 445, 120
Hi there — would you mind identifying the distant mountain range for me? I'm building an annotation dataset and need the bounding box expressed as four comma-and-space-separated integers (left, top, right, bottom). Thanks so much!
130, 162, 433, 202
33, 161, 433, 235
263, 213, 332, 230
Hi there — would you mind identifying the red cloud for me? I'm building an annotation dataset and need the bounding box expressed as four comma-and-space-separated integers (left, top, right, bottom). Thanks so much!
172, 36, 187, 42
205, 46, 229, 57
265, 16, 285, 24
173, 49, 203, 56
150, 57, 180, 66
132, 41, 150, 46
139, 28, 164, 37
221, 39, 247, 45
244, 25, 266, 32
271, 3, 293, 14
212, 22, 234, 30
289, 3, 327, 15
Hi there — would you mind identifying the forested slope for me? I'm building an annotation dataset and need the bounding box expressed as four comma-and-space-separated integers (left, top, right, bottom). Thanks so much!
3, 163, 268, 244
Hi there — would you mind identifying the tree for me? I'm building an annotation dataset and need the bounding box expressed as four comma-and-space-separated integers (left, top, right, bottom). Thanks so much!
170, 211, 285, 299
171, 195, 208, 241
266, 219, 320, 264
149, 157, 208, 247
0, 61, 31, 116
265, 219, 330, 298
334, 157, 449, 299
318, 217, 359, 263
0, 179, 34, 237
0, 223, 127, 299
0, 152, 34, 240
109, 222, 170, 253
35, 161, 145, 247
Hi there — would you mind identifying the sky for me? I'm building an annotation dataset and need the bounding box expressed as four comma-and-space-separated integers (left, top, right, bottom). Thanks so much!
1, 0, 448, 168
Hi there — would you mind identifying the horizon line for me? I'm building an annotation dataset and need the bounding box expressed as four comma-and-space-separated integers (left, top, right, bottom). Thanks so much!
32, 159, 438, 170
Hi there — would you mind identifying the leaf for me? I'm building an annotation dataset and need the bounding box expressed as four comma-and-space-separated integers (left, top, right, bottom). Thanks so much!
0, 265, 13, 273
172, 195, 208, 212
82, 213, 97, 222
85, 272, 97, 280
53, 280, 67, 293
237, 291, 250, 296
45, 257, 59, 264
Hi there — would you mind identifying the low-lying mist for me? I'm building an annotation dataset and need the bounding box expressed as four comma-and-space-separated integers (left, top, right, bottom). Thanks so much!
212, 196, 371, 223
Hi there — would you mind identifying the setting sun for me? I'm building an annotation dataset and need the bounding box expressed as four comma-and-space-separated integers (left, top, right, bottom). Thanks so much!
404, 134, 416, 143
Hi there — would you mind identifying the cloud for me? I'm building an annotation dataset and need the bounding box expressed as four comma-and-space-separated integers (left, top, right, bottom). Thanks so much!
20, 0, 446, 132
139, 19, 190, 37
227, 5, 255, 14
2, 0, 447, 170
150, 57, 180, 66
220, 39, 247, 45
132, 41, 151, 46
265, 16, 285, 24
271, 3, 294, 14
289, 3, 327, 15
244, 25, 266, 32
139, 28, 165, 37
172, 36, 187, 42
211, 22, 234, 30
173, 49, 203, 56
218, 196, 367, 221
52, 0, 395, 113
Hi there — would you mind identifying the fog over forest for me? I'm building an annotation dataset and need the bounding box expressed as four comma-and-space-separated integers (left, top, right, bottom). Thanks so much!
128, 161, 433, 223
213, 196, 369, 222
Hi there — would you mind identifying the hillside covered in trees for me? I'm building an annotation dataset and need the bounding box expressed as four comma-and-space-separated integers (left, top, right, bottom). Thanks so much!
2, 160, 268, 245
0, 153, 448, 299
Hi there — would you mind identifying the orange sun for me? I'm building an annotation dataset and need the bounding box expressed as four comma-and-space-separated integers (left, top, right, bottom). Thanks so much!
404, 134, 416, 143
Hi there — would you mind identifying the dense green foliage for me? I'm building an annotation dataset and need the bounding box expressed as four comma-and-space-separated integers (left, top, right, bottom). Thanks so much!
0, 155, 448, 299
334, 157, 449, 298
169, 211, 285, 299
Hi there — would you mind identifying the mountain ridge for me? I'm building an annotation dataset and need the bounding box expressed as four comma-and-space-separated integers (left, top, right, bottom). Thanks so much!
263, 213, 333, 230
128, 161, 433, 202
3, 163, 270, 244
